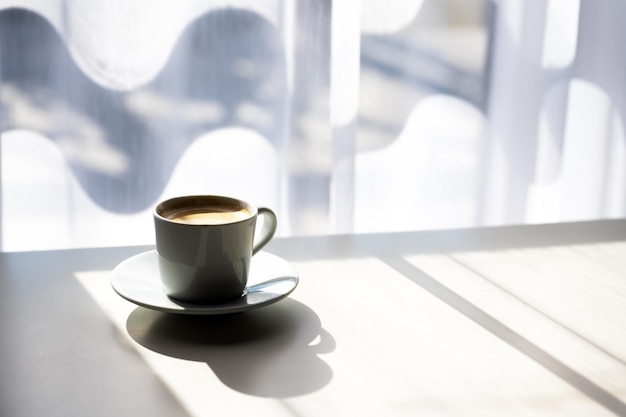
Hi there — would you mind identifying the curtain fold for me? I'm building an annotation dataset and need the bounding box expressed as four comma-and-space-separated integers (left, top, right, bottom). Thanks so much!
1, 0, 624, 251
482, 0, 626, 226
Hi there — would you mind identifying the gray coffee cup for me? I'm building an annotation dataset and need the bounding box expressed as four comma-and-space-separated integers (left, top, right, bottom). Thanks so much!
154, 195, 277, 304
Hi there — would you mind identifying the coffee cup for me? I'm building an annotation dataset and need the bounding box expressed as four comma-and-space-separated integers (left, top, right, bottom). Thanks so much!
154, 195, 277, 304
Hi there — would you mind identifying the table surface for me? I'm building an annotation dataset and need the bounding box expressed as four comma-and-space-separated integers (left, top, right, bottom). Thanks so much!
2, 220, 626, 417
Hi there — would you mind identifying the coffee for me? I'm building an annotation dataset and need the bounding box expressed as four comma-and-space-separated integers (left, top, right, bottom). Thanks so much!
164, 206, 252, 225
154, 195, 277, 304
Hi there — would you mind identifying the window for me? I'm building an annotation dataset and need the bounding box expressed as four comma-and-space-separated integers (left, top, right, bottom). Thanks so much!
1, 0, 623, 251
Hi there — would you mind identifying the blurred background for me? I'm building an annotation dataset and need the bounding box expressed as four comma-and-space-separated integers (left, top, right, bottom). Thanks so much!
1, 0, 623, 251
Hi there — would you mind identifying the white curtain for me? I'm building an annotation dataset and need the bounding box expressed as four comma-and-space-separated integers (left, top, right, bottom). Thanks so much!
1, 0, 329, 249
1, 0, 624, 251
481, 0, 626, 227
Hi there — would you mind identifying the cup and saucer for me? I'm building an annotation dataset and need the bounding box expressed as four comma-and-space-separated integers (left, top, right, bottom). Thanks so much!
111, 195, 298, 315
111, 250, 299, 315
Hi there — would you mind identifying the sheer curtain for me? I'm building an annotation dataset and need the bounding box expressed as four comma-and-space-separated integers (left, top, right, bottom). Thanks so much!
481, 0, 626, 227
0, 0, 331, 250
1, 0, 624, 251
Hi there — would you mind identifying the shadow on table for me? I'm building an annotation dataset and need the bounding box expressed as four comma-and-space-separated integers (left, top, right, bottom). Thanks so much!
126, 298, 334, 398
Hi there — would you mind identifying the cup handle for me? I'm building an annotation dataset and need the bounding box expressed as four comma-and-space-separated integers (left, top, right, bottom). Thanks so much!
253, 207, 277, 255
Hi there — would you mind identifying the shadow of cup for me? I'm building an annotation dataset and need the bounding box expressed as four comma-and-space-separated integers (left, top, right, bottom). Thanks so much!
126, 298, 334, 398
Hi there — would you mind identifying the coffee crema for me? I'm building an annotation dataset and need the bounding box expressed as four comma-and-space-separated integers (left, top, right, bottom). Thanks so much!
164, 206, 252, 225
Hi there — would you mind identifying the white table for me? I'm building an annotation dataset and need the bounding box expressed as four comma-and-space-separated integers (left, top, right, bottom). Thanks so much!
2, 220, 626, 416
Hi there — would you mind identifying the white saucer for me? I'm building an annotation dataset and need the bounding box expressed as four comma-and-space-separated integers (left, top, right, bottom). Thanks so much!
111, 250, 299, 315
